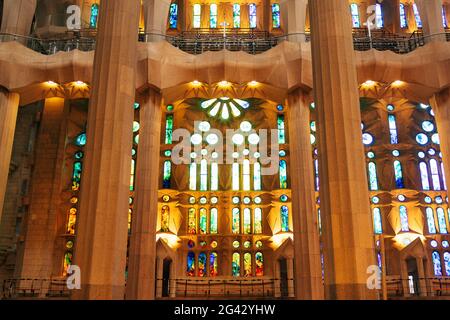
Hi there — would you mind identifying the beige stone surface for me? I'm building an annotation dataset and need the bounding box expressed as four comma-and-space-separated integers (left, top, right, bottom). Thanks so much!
0, 0, 36, 35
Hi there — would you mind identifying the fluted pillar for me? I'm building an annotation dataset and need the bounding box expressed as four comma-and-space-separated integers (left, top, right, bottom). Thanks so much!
0, 89, 19, 224
125, 89, 162, 300
309, 0, 376, 300
287, 90, 324, 300
0, 0, 36, 36
142, 0, 171, 42
430, 89, 450, 200
72, 0, 141, 300
415, 0, 446, 42
280, 0, 308, 42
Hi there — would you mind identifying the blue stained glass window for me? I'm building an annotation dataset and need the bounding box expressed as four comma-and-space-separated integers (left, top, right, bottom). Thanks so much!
373, 208, 382, 234
394, 160, 405, 189
368, 162, 379, 191
437, 208, 448, 234
400, 205, 409, 232
420, 162, 430, 191
413, 4, 422, 28
163, 160, 172, 188
169, 3, 179, 29
210, 4, 218, 28
430, 159, 442, 190
443, 6, 448, 28
444, 252, 450, 276
376, 4, 384, 28
314, 159, 319, 191
198, 252, 207, 277
400, 4, 408, 28
72, 161, 82, 191
281, 205, 289, 232
280, 160, 288, 189
187, 252, 195, 276
249, 3, 257, 28
233, 4, 241, 28
350, 4, 360, 28
388, 114, 398, 144
75, 133, 87, 147
432, 251, 443, 276
232, 252, 240, 276
90, 4, 99, 28
278, 115, 286, 144
210, 252, 218, 276
426, 208, 437, 234
272, 4, 281, 28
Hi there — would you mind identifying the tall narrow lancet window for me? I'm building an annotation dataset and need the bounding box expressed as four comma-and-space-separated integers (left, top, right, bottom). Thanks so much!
368, 162, 379, 191
198, 252, 207, 277
161, 206, 170, 232
373, 208, 383, 234
419, 162, 430, 190
432, 251, 443, 276
441, 163, 447, 190
278, 115, 286, 144
189, 163, 197, 190
255, 252, 264, 276
210, 4, 218, 28
200, 159, 208, 191
388, 114, 398, 144
413, 4, 422, 28
188, 208, 197, 234
232, 162, 240, 190
254, 208, 262, 234
254, 162, 262, 191
163, 160, 172, 188
444, 252, 450, 276
244, 253, 252, 276
400, 3, 408, 28
232, 208, 240, 234
232, 252, 241, 276
443, 6, 448, 28
376, 3, 384, 28
399, 205, 409, 232
187, 252, 195, 276
249, 3, 257, 28
165, 114, 174, 144
243, 159, 251, 191
437, 208, 448, 234
233, 4, 241, 28
394, 160, 405, 189
210, 208, 218, 234
243, 208, 251, 234
193, 4, 202, 28
169, 3, 179, 29
272, 3, 281, 28
210, 252, 218, 276
426, 208, 437, 234
90, 3, 99, 28
430, 159, 442, 190
281, 206, 289, 232
199, 208, 207, 234
350, 4, 360, 28
211, 162, 219, 191
280, 160, 288, 189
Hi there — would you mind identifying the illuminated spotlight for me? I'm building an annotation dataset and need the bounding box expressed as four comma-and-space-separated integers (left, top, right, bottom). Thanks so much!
45, 81, 58, 87
248, 81, 259, 87
191, 80, 202, 87
391, 80, 404, 87
218, 80, 231, 88
74, 81, 87, 87
362, 80, 376, 87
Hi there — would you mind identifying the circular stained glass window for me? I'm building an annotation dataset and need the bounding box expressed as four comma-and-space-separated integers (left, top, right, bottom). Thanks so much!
398, 195, 406, 202
254, 197, 262, 204
431, 133, 440, 145
206, 134, 219, 145
129, 197, 133, 205
422, 121, 434, 132
134, 103, 140, 110
442, 241, 449, 248
201, 149, 208, 156
416, 133, 429, 145
362, 133, 374, 145
132, 149, 136, 156
310, 121, 316, 132
166, 105, 174, 112
248, 133, 260, 145
212, 152, 219, 159
190, 152, 197, 159
240, 121, 252, 132
233, 241, 240, 248
232, 197, 240, 204
256, 241, 263, 248
211, 241, 218, 248
232, 134, 245, 145
75, 133, 87, 146
430, 108, 435, 116
164, 150, 172, 157
66, 241, 74, 249
133, 121, 140, 133
279, 150, 286, 157
280, 195, 288, 202
418, 152, 426, 159
200, 241, 207, 248
198, 121, 211, 132
189, 197, 196, 204
162, 195, 170, 202
367, 152, 375, 159
241, 149, 249, 156
74, 151, 84, 160
387, 105, 395, 112
277, 105, 284, 111
420, 103, 429, 109
211, 197, 218, 204
310, 134, 316, 145
428, 149, 436, 156
372, 196, 380, 204
435, 196, 443, 204
70, 197, 78, 204
424, 196, 432, 204
188, 240, 195, 249
244, 241, 252, 249
392, 150, 400, 157
134, 135, 139, 145
254, 152, 261, 159
232, 152, 239, 159
200, 197, 207, 204
243, 197, 251, 205
191, 133, 203, 145
431, 240, 438, 248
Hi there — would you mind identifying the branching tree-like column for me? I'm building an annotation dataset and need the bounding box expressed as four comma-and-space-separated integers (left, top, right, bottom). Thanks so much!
309, 0, 377, 300
72, 0, 141, 300
126, 89, 162, 300
287, 89, 324, 300
415, 0, 446, 42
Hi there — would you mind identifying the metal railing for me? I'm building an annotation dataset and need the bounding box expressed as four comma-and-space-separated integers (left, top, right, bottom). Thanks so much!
385, 277, 450, 298
1, 278, 70, 300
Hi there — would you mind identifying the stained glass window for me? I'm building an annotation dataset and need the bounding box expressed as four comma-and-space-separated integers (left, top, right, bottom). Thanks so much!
163, 160, 171, 188
278, 115, 286, 144
272, 3, 281, 28
187, 252, 195, 276
443, 6, 448, 28
244, 208, 251, 234
314, 159, 319, 191
72, 161, 82, 191
199, 208, 207, 234
254, 208, 262, 234
437, 208, 448, 234
211, 162, 218, 191
165, 115, 173, 144
249, 3, 257, 29
90, 3, 99, 28
161, 206, 170, 232
188, 208, 196, 234
388, 114, 398, 144
75, 133, 87, 147
130, 159, 135, 191
193, 4, 201, 28
254, 162, 262, 191
210, 4, 218, 28
442, 162, 447, 190
232, 252, 240, 276
243, 160, 251, 191
280, 160, 288, 189
198, 252, 207, 277
350, 4, 360, 28
430, 159, 441, 190
210, 208, 218, 234
376, 3, 384, 28
400, 4, 408, 28
281, 206, 289, 232
232, 162, 240, 190
189, 163, 197, 190
368, 162, 379, 191
444, 252, 450, 276
232, 208, 240, 234
200, 159, 208, 191
373, 208, 382, 234
210, 252, 218, 276
63, 252, 73, 276
426, 208, 437, 234
394, 160, 405, 189
67, 208, 77, 235
400, 205, 409, 232
432, 251, 442, 276
255, 252, 264, 276
244, 253, 252, 277
420, 162, 430, 190
233, 4, 241, 28
169, 3, 178, 29
413, 4, 422, 28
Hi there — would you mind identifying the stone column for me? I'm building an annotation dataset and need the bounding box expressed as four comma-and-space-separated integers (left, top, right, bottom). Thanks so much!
382, 0, 401, 34
170, 261, 176, 298
155, 257, 164, 298
286, 258, 295, 298
143, 0, 171, 42
430, 89, 450, 200
72, 0, 141, 300
273, 261, 281, 298
280, 0, 308, 42
287, 90, 323, 300
415, 0, 446, 42
416, 257, 427, 297
400, 260, 410, 297
309, 0, 376, 300
0, 0, 37, 36
125, 89, 162, 300
0, 89, 19, 224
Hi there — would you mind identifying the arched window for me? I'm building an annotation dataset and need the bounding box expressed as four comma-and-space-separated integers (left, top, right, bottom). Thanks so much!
169, 3, 179, 29
210, 252, 218, 276
243, 208, 251, 234
232, 252, 240, 276
189, 163, 197, 190
272, 3, 281, 28
255, 252, 264, 276
249, 3, 257, 29
199, 208, 207, 234
280, 160, 288, 189
193, 4, 201, 28
243, 159, 251, 191
165, 114, 173, 144
254, 208, 262, 234
314, 158, 319, 191
72, 161, 82, 191
232, 208, 240, 234
67, 208, 77, 235
376, 3, 384, 28
198, 252, 207, 277
368, 162, 379, 191
373, 208, 383, 234
163, 160, 172, 188
244, 253, 252, 277
187, 252, 195, 276
232, 162, 240, 190
388, 114, 398, 144
399, 205, 409, 232
161, 206, 170, 232
130, 159, 135, 191
430, 159, 441, 190
90, 3, 99, 28
394, 160, 405, 189
419, 162, 430, 190
281, 206, 289, 232
233, 4, 241, 28
437, 208, 448, 234
210, 4, 218, 28
254, 162, 262, 191
210, 208, 218, 234
63, 252, 73, 276
441, 162, 447, 190
188, 208, 196, 234
350, 4, 360, 28
278, 115, 286, 144
443, 6, 448, 28
211, 162, 219, 191
444, 252, 450, 276
413, 4, 422, 28
426, 207, 437, 234
399, 3, 408, 28
200, 159, 208, 191
432, 251, 442, 276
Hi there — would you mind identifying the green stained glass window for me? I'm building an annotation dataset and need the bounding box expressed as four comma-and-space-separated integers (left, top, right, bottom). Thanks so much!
188, 208, 196, 234
280, 160, 288, 189
233, 4, 241, 28
163, 160, 171, 188
244, 252, 252, 277
199, 208, 207, 234
210, 208, 218, 234
281, 205, 289, 232
133, 121, 140, 133
254, 208, 262, 234
394, 160, 404, 188
243, 208, 251, 234
161, 206, 170, 232
63, 252, 73, 276
165, 115, 174, 145
243, 160, 251, 191
373, 208, 382, 234
210, 4, 218, 28
277, 115, 285, 144
232, 208, 240, 234
75, 133, 87, 147
272, 3, 280, 28
232, 252, 240, 277
72, 161, 82, 191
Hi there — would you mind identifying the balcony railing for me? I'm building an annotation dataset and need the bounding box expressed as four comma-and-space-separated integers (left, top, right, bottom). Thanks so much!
1, 278, 70, 300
